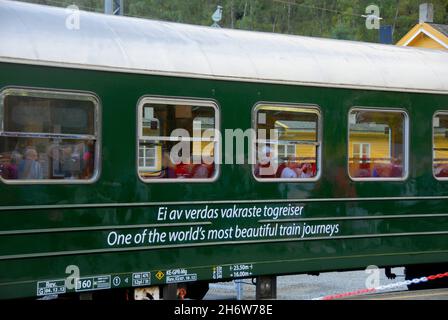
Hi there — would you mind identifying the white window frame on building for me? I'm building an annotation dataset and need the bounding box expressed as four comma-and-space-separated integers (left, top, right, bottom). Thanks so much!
352, 143, 371, 160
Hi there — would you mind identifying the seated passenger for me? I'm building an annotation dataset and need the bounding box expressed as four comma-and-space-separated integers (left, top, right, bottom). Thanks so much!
175, 162, 192, 178
206, 163, 215, 178
254, 146, 277, 178
280, 158, 298, 179
390, 157, 403, 177
1, 151, 21, 180
354, 158, 371, 178
310, 163, 317, 177
276, 162, 287, 178
435, 164, 448, 177
161, 151, 176, 178
299, 163, 313, 178
70, 144, 83, 179
192, 162, 211, 179
372, 164, 382, 177
61, 146, 75, 178
81, 141, 95, 179
18, 147, 43, 180
373, 163, 392, 178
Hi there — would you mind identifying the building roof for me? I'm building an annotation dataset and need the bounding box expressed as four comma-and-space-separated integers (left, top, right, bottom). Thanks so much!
429, 23, 448, 37
397, 22, 448, 50
1, 0, 448, 94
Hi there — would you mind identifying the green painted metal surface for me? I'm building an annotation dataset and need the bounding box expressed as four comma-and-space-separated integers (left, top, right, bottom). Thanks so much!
0, 62, 447, 299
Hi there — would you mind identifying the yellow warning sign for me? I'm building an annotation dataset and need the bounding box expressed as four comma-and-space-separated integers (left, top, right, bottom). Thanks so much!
155, 271, 165, 280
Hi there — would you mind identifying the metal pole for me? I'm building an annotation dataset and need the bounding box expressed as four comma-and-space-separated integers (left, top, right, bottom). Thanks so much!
104, 0, 113, 15
105, 0, 123, 15
235, 280, 243, 300
118, 0, 124, 16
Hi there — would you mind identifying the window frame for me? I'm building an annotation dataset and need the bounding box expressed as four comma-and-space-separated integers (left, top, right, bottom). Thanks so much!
136, 96, 221, 184
432, 110, 448, 181
0, 87, 101, 185
347, 107, 409, 182
251, 102, 323, 183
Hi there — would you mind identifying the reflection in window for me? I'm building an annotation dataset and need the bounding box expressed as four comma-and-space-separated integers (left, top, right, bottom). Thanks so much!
0, 89, 98, 182
254, 105, 320, 180
433, 113, 448, 178
137, 99, 218, 181
353, 143, 371, 160
348, 109, 407, 179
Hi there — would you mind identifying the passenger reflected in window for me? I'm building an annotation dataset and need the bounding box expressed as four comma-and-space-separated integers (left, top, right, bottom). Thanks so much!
18, 147, 43, 180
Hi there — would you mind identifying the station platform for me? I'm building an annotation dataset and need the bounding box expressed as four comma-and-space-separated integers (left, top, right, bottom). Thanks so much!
344, 288, 448, 300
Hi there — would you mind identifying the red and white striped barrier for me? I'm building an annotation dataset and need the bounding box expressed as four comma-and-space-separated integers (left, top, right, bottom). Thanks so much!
313, 272, 448, 300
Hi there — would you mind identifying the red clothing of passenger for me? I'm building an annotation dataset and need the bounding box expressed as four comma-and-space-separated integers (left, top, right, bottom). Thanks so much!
175, 163, 191, 178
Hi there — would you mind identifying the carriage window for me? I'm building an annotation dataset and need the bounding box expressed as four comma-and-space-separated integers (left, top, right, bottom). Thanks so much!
348, 109, 408, 180
253, 105, 321, 180
137, 98, 219, 181
433, 113, 448, 179
0, 89, 99, 183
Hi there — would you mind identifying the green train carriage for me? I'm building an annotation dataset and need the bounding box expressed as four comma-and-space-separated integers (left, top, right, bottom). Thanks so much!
0, 0, 448, 300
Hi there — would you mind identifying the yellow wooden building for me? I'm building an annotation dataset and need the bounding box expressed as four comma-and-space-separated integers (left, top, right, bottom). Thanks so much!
396, 22, 448, 50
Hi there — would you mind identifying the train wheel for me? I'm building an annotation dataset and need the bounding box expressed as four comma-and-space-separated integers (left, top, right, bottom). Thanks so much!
185, 282, 210, 300
134, 286, 161, 300
159, 282, 209, 300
